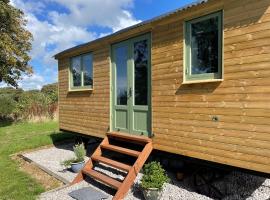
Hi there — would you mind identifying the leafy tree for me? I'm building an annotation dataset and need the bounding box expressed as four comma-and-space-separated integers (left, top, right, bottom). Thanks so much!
0, 0, 33, 87
41, 83, 58, 103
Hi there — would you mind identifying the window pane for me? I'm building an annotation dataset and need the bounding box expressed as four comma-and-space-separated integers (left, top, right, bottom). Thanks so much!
134, 40, 148, 105
71, 56, 81, 87
116, 46, 128, 105
190, 16, 219, 74
83, 54, 93, 86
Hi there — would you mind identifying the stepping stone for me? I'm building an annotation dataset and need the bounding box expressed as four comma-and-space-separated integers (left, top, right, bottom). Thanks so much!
69, 187, 109, 200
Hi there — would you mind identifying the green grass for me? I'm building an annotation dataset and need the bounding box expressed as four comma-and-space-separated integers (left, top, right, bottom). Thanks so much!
0, 121, 74, 200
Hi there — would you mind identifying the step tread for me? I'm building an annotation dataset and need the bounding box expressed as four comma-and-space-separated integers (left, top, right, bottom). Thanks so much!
92, 155, 132, 172
107, 131, 152, 143
101, 144, 140, 157
82, 168, 121, 189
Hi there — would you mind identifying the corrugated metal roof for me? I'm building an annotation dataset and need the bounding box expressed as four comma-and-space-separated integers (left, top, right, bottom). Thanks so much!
54, 0, 209, 58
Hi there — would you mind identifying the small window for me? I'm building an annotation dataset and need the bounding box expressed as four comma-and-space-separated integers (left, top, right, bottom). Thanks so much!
70, 53, 93, 90
184, 11, 223, 83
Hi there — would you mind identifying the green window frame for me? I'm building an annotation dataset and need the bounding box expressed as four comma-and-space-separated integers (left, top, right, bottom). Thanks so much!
69, 53, 93, 90
184, 11, 223, 83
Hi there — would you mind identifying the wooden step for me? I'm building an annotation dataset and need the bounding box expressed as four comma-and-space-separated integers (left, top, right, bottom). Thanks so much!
92, 155, 132, 172
82, 168, 121, 189
71, 135, 153, 200
101, 144, 140, 157
107, 131, 152, 143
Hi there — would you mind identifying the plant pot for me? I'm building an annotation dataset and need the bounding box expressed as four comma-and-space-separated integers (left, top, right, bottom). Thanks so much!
142, 188, 163, 200
71, 161, 85, 173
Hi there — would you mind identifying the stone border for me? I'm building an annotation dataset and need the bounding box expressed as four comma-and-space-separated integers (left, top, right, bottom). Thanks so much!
18, 153, 71, 185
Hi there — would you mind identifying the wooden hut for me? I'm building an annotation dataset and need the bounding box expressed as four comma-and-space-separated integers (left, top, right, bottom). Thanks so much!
55, 0, 270, 198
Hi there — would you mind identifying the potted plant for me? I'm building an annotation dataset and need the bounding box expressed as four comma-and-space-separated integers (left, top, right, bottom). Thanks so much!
61, 143, 86, 173
140, 161, 169, 200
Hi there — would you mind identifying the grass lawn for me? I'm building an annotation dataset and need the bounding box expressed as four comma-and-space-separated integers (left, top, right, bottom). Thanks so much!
0, 121, 73, 200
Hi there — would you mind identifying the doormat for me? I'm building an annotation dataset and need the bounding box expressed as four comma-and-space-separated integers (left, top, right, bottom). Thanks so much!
69, 187, 109, 200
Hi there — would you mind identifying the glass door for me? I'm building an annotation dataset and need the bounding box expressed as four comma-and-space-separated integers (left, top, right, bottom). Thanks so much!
112, 41, 130, 133
111, 34, 151, 136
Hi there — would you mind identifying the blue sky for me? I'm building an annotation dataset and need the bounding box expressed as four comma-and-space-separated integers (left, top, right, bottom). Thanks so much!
3, 0, 196, 90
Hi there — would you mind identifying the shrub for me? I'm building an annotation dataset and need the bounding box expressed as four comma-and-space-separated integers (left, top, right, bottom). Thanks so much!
41, 83, 58, 103
73, 143, 86, 162
140, 161, 169, 190
15, 90, 56, 121
61, 143, 86, 167
0, 84, 58, 122
0, 94, 16, 119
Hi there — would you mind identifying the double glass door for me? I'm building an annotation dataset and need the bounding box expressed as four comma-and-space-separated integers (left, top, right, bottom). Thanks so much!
111, 34, 151, 136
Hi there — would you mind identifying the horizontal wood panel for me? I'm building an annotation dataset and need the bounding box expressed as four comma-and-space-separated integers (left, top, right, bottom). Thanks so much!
154, 144, 270, 173
152, 111, 270, 126
153, 134, 270, 163
153, 126, 270, 143
152, 127, 270, 150
58, 47, 110, 139
151, 0, 270, 174
57, 0, 270, 174
153, 106, 270, 118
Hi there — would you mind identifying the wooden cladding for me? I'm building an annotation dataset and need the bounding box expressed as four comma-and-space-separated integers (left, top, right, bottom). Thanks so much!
151, 0, 270, 174
57, 0, 270, 174
58, 47, 110, 138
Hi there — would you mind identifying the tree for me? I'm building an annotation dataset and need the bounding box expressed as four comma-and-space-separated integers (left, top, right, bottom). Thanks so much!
41, 83, 58, 103
0, 0, 33, 87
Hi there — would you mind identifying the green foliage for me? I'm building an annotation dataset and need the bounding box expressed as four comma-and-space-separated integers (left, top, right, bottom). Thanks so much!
0, 0, 33, 87
0, 94, 16, 118
74, 143, 86, 162
61, 158, 78, 167
41, 83, 58, 103
140, 161, 169, 190
0, 121, 74, 200
15, 91, 50, 120
0, 84, 58, 121
61, 143, 86, 167
0, 87, 23, 95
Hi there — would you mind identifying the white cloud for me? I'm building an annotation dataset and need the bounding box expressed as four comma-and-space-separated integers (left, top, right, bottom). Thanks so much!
17, 74, 45, 90
48, 0, 140, 31
112, 10, 140, 32
0, 74, 45, 91
26, 13, 96, 67
8, 0, 141, 90
10, 0, 45, 14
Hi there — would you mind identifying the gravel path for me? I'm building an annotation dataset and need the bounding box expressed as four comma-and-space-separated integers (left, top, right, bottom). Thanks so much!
23, 144, 270, 200
39, 171, 211, 200
23, 143, 78, 182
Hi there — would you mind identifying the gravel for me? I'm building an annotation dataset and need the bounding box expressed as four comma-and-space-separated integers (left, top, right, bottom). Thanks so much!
23, 143, 78, 183
39, 181, 91, 200
23, 144, 270, 200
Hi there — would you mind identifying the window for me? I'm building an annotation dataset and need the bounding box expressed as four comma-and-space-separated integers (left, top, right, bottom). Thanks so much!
184, 11, 223, 83
70, 53, 93, 90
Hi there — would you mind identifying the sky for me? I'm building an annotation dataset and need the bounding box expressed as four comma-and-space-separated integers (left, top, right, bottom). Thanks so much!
1, 0, 196, 90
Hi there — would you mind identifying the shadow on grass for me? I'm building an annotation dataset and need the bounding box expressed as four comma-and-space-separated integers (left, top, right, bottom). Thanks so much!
49, 131, 75, 146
